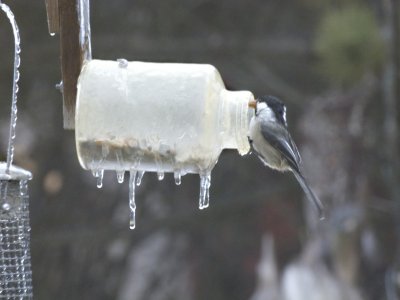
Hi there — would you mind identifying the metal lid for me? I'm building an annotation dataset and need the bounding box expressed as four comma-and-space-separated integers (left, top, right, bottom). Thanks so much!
0, 162, 32, 181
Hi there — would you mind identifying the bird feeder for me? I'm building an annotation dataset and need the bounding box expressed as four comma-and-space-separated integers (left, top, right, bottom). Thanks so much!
0, 164, 33, 299
1, 2, 34, 298
46, 0, 256, 229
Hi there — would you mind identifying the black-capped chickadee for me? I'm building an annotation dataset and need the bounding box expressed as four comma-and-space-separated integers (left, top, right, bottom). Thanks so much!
248, 95, 325, 220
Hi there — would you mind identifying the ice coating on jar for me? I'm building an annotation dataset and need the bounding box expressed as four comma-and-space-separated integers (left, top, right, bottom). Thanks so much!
75, 59, 253, 175
75, 59, 254, 228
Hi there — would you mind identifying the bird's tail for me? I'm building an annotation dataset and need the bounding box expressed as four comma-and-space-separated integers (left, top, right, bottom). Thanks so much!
293, 171, 325, 220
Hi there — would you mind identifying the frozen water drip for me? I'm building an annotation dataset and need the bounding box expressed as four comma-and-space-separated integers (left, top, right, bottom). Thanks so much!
129, 170, 137, 230
199, 173, 211, 210
174, 172, 181, 185
116, 170, 125, 184
92, 169, 104, 188
97, 170, 104, 188
136, 171, 144, 186
157, 172, 164, 181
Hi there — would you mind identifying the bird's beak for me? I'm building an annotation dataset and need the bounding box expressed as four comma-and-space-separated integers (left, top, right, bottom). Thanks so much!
248, 99, 257, 109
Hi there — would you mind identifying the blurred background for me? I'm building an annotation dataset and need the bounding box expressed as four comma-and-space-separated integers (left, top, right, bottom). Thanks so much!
0, 0, 399, 299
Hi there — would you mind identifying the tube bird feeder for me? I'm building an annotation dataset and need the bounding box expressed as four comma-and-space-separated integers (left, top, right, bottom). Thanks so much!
0, 164, 33, 299
0, 2, 34, 297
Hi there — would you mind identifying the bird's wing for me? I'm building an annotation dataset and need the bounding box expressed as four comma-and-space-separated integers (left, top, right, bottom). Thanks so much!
288, 132, 302, 164
260, 123, 301, 173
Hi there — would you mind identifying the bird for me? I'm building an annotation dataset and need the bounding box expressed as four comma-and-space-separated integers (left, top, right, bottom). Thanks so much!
248, 95, 325, 220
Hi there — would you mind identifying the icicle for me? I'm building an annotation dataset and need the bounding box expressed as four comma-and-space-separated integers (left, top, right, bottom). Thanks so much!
154, 155, 164, 181
1, 2, 21, 174
174, 171, 182, 185
129, 170, 137, 229
96, 170, 104, 188
136, 171, 144, 186
115, 149, 124, 168
157, 172, 164, 181
92, 169, 104, 188
199, 173, 211, 209
116, 170, 125, 184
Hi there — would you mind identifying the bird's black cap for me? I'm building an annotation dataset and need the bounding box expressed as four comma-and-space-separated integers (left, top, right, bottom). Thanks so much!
258, 95, 287, 126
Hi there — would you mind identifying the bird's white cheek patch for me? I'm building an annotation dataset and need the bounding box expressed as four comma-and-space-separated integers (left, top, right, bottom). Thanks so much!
257, 103, 276, 123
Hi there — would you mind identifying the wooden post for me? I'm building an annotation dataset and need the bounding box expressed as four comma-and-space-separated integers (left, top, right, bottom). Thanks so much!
59, 0, 81, 129
45, 0, 91, 129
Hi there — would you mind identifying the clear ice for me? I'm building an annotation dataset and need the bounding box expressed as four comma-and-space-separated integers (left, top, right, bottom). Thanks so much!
199, 173, 211, 209
174, 172, 181, 185
78, 0, 91, 60
87, 167, 216, 227
157, 172, 164, 181
136, 171, 144, 186
116, 170, 125, 184
117, 58, 128, 68
1, 2, 21, 174
92, 169, 104, 188
129, 170, 137, 230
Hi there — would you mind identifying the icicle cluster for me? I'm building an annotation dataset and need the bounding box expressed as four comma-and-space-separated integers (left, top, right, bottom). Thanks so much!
91, 168, 212, 230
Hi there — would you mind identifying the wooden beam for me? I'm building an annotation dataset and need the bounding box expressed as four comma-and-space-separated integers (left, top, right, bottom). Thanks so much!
57, 0, 91, 129
45, 0, 59, 35
58, 0, 80, 129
